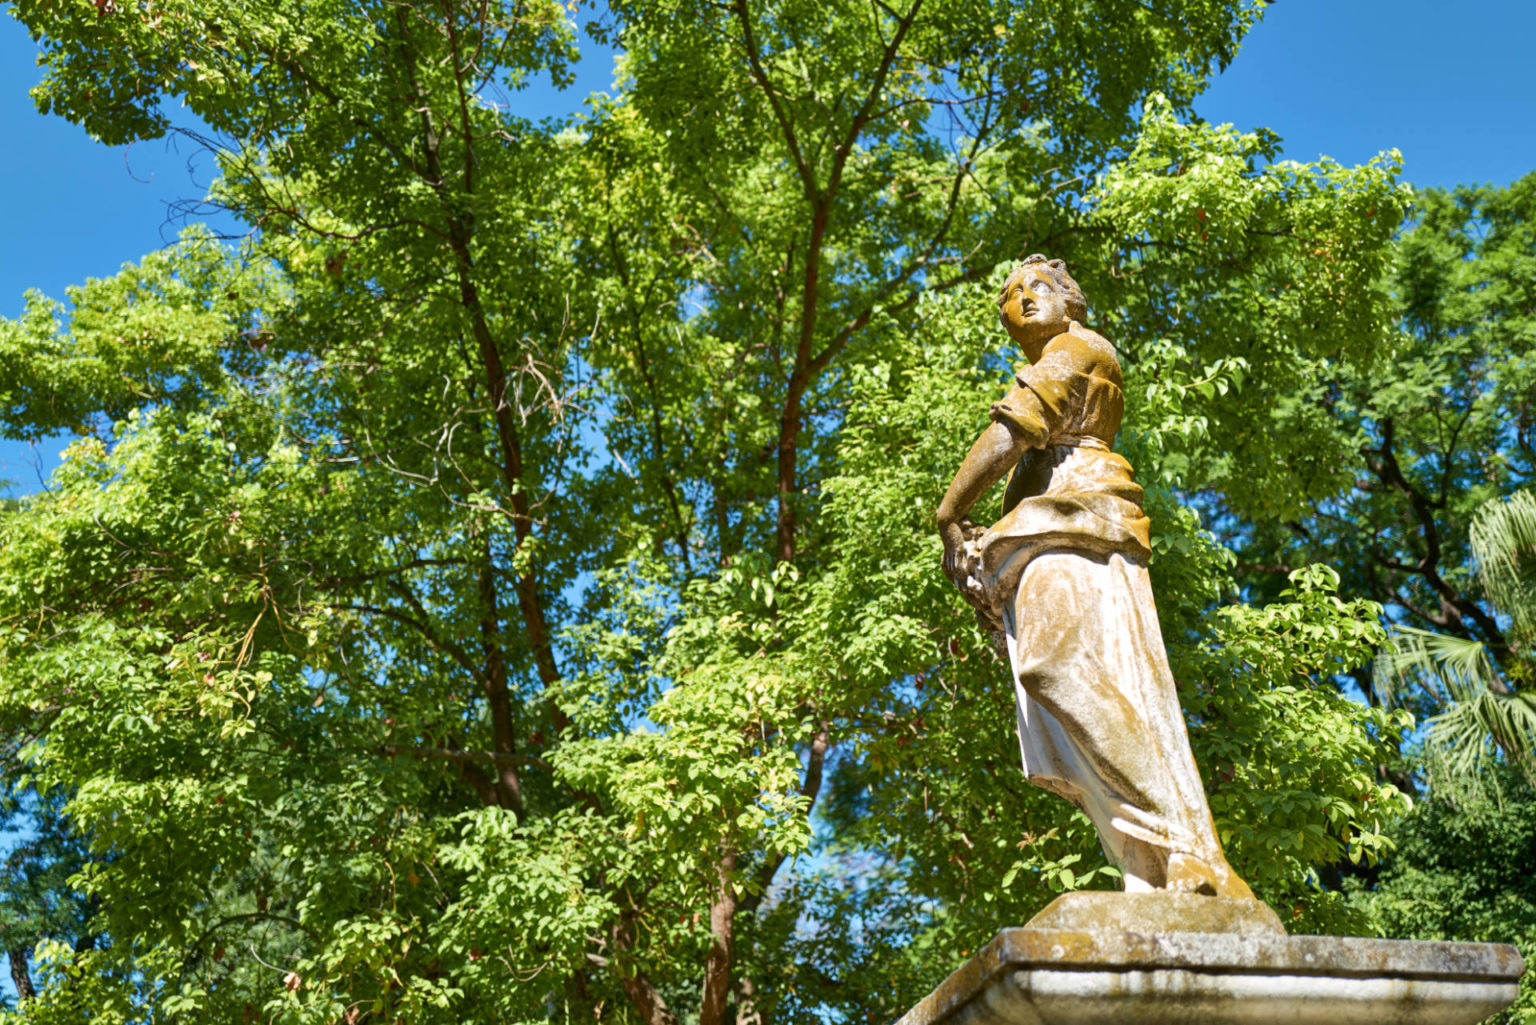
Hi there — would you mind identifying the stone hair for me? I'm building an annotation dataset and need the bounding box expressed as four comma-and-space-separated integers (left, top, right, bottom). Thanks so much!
998, 253, 1088, 325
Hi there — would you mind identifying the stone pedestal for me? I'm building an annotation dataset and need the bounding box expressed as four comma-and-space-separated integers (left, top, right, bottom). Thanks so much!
894, 894, 1525, 1025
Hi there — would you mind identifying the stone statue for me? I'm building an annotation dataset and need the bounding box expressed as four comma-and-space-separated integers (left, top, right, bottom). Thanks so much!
936, 254, 1253, 900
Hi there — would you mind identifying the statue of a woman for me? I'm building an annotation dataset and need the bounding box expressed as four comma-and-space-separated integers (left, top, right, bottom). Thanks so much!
936, 254, 1253, 899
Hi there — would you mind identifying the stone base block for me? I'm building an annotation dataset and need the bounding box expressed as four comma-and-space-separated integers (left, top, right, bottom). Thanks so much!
895, 895, 1524, 1025
1025, 892, 1288, 937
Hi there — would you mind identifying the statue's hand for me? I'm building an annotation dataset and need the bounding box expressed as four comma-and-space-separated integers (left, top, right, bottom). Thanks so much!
941, 519, 990, 602
941, 520, 1003, 636
939, 518, 968, 585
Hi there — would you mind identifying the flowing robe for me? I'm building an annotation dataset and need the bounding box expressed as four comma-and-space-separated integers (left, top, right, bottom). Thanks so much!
972, 323, 1236, 890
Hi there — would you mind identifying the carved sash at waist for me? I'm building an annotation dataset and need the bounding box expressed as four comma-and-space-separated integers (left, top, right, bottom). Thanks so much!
978, 441, 1152, 609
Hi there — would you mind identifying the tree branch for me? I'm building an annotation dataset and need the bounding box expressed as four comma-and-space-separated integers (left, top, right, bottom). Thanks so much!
379, 744, 554, 772
732, 0, 818, 203
1367, 418, 1509, 652
613, 913, 679, 1025
396, 8, 566, 711
769, 0, 926, 562
329, 599, 488, 689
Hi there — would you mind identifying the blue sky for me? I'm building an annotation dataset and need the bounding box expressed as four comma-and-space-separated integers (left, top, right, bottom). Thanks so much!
3, 0, 1535, 491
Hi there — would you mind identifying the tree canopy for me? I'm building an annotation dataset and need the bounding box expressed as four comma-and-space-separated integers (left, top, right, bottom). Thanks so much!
0, 0, 1527, 1022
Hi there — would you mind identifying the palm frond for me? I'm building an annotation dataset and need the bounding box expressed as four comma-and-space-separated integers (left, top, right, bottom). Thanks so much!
1381, 626, 1496, 707
1379, 490, 1536, 787
1470, 489, 1536, 637
1382, 629, 1536, 785
1425, 690, 1536, 782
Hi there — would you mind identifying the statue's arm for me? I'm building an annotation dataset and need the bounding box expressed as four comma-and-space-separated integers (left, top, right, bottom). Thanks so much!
937, 337, 1082, 578
936, 419, 1029, 579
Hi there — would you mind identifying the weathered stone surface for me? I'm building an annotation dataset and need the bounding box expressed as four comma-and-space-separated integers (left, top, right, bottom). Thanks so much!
1025, 892, 1286, 937
895, 924, 1525, 1025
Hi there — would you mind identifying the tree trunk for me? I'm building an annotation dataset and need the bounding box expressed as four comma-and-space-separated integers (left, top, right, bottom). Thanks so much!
8, 947, 36, 1002
699, 849, 739, 1025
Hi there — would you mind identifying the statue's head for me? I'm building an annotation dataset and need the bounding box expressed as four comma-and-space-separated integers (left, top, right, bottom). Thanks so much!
998, 254, 1087, 350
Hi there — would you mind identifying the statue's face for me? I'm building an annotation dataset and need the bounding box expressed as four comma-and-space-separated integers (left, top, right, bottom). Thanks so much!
1001, 265, 1073, 344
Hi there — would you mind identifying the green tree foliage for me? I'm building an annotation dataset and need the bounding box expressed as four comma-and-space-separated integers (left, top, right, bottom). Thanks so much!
1229, 175, 1536, 695
0, 0, 1426, 1021
1204, 172, 1536, 1024
1349, 767, 1536, 1025
0, 788, 95, 1007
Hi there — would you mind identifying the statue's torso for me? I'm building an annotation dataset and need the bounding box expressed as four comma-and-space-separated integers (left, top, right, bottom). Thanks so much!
979, 327, 1151, 598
